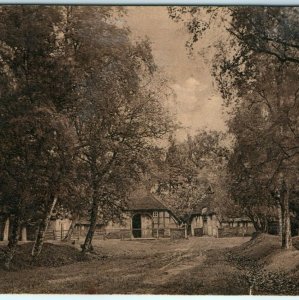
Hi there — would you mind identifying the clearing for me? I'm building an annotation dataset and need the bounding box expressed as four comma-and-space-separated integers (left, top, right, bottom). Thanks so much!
0, 235, 298, 295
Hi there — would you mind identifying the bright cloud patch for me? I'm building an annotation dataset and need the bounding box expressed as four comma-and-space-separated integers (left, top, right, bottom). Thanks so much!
170, 77, 227, 141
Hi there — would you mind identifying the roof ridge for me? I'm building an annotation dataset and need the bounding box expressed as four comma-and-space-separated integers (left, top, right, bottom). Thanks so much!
148, 193, 169, 210
149, 193, 182, 222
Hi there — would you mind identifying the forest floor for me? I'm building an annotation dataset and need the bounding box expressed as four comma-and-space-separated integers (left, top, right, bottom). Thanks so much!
0, 234, 298, 294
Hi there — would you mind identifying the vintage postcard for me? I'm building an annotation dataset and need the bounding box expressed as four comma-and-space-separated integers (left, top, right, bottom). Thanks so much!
0, 5, 298, 295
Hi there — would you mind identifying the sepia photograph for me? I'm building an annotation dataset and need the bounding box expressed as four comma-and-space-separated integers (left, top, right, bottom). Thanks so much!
0, 4, 298, 295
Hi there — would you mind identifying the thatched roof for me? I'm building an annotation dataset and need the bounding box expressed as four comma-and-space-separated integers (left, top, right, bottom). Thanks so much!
190, 206, 215, 216
126, 194, 169, 211
77, 191, 173, 225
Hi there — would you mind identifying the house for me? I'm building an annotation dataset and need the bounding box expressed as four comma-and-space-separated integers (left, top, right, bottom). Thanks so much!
189, 207, 255, 238
219, 216, 255, 237
93, 191, 182, 239
125, 193, 181, 238
45, 217, 73, 240
189, 207, 220, 237
42, 190, 183, 241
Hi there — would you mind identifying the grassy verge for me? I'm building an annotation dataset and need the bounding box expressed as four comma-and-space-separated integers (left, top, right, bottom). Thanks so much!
226, 233, 299, 295
0, 242, 92, 270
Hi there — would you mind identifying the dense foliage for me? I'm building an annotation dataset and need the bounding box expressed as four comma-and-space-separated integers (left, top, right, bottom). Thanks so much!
0, 6, 173, 267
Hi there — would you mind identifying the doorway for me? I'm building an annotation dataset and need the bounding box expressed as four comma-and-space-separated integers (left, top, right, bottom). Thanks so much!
132, 214, 141, 238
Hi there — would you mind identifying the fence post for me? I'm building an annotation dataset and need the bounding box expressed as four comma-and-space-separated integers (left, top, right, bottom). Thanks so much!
61, 224, 63, 241
184, 224, 188, 239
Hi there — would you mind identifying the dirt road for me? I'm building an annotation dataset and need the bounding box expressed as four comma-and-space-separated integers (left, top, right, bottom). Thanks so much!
0, 237, 250, 294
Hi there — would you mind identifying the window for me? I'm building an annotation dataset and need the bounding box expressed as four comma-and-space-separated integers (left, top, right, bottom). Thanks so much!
153, 211, 158, 217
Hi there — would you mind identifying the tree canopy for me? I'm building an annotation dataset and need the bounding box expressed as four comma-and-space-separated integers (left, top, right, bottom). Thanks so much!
0, 6, 174, 266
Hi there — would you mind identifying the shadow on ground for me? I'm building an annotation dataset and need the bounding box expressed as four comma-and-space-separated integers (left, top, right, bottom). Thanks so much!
0, 235, 298, 295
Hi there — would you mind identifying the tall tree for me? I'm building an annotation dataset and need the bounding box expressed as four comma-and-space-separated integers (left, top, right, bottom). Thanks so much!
154, 131, 230, 226
61, 7, 173, 253
0, 6, 76, 266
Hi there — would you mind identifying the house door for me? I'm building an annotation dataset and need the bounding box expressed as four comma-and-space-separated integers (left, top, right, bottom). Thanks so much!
141, 214, 153, 238
132, 214, 142, 238
132, 214, 153, 238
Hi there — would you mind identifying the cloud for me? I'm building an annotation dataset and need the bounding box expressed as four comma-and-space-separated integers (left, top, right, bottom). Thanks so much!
171, 77, 208, 112
170, 77, 227, 141
125, 8, 228, 142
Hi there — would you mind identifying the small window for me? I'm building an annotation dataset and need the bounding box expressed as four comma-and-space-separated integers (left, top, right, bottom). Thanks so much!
153, 211, 158, 217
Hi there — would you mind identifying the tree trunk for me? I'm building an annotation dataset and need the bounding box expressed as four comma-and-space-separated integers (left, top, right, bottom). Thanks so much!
280, 182, 292, 249
21, 226, 27, 242
81, 195, 99, 254
263, 218, 268, 233
3, 217, 10, 241
259, 216, 268, 233
277, 204, 282, 238
31, 196, 58, 258
4, 214, 21, 269
81, 157, 100, 254
250, 216, 263, 233
63, 213, 78, 241
249, 218, 258, 232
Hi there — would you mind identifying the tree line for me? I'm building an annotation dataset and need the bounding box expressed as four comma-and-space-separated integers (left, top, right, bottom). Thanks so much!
0, 6, 174, 269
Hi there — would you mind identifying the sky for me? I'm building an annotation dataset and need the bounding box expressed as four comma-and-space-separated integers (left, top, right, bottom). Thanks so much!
124, 7, 227, 141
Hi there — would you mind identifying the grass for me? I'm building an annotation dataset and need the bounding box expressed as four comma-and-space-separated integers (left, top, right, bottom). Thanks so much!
0, 235, 298, 295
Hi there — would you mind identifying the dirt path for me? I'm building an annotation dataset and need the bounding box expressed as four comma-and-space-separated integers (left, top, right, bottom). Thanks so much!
0, 237, 250, 294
